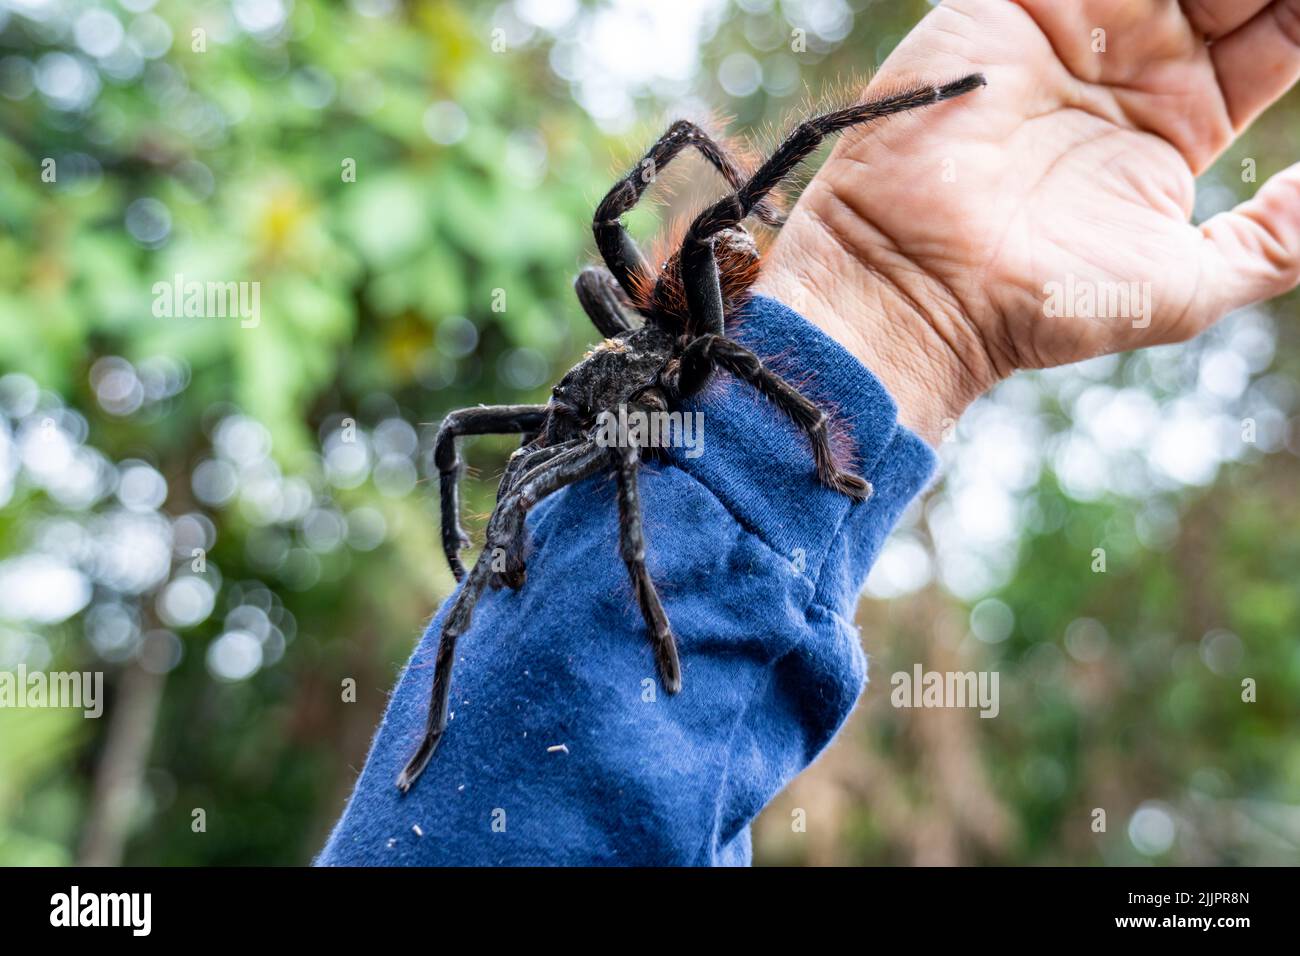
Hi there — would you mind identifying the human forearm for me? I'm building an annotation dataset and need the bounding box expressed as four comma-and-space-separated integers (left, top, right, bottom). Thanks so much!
318, 295, 936, 866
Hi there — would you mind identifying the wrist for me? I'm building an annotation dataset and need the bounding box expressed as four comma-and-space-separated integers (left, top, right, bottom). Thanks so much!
753, 196, 998, 446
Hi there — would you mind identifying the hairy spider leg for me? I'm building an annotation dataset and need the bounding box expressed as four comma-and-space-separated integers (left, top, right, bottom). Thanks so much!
490, 437, 585, 589
574, 267, 636, 338
593, 119, 785, 306
435, 404, 549, 582
676, 334, 872, 499
497, 437, 583, 503
680, 74, 987, 338
398, 440, 611, 793
610, 425, 682, 693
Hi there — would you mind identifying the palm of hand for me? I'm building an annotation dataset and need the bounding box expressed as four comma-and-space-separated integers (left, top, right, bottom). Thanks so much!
764, 0, 1300, 393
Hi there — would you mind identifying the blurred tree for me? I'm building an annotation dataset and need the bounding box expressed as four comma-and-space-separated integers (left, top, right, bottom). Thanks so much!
0, 0, 610, 864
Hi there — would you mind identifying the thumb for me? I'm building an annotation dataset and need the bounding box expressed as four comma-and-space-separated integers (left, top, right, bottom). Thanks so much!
1197, 163, 1300, 328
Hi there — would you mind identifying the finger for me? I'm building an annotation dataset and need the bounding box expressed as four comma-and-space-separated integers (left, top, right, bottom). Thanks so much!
1182, 0, 1272, 39
1210, 0, 1300, 130
1196, 162, 1300, 328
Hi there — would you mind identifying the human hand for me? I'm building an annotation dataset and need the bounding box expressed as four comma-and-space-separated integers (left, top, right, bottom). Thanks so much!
755, 0, 1300, 443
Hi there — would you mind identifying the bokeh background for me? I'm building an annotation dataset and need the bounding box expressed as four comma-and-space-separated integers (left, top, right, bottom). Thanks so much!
1, 0, 1297, 866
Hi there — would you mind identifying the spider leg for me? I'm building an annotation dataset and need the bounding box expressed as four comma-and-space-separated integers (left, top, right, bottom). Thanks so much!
486, 439, 609, 588
497, 436, 582, 503
610, 430, 682, 693
677, 334, 872, 500
593, 119, 785, 302
435, 404, 549, 582
679, 75, 986, 337
397, 439, 610, 793
490, 436, 583, 588
574, 267, 635, 338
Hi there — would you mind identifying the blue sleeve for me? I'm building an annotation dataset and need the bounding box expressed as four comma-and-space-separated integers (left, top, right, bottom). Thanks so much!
316, 294, 936, 866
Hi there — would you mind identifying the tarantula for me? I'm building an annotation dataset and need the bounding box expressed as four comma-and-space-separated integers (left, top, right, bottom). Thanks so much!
397, 73, 986, 792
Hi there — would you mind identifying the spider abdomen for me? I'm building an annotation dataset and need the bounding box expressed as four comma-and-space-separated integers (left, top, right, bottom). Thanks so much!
635, 226, 761, 328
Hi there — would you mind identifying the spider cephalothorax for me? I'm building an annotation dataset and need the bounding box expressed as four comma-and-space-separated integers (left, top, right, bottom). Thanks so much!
545, 325, 676, 443
398, 74, 986, 792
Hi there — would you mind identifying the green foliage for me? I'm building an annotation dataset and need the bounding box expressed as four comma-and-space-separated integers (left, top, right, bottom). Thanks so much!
0, 0, 606, 865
